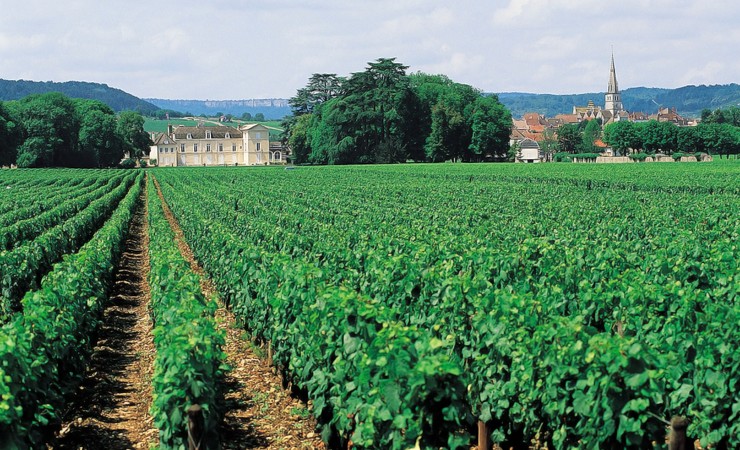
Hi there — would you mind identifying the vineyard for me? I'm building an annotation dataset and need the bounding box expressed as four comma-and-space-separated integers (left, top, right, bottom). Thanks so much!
0, 161, 738, 449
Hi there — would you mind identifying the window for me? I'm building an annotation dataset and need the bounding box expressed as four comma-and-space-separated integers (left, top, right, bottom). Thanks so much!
256, 142, 261, 151
194, 144, 198, 152
187, 133, 192, 139
180, 144, 185, 153
206, 131, 212, 139
218, 143, 223, 152
206, 143, 211, 152
255, 132, 262, 139
225, 132, 230, 139
232, 144, 236, 152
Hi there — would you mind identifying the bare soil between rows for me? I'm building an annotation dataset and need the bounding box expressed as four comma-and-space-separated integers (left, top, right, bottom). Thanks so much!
52, 183, 157, 449
153, 176, 325, 449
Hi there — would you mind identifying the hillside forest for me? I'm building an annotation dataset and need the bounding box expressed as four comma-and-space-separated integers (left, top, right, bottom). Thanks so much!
0, 92, 150, 168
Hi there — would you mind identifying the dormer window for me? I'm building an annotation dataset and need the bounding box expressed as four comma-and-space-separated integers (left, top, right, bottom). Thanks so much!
206, 131, 212, 139
186, 133, 192, 139
225, 132, 230, 139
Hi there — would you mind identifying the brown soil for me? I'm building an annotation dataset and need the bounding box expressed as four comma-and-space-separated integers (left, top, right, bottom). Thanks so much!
153, 176, 325, 449
52, 182, 158, 449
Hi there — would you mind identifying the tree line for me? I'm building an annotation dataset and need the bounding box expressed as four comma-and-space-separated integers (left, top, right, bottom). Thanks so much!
546, 114, 740, 159
282, 58, 512, 164
0, 92, 151, 168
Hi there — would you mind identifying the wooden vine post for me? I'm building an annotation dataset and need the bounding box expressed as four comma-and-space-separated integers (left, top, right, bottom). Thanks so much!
187, 404, 204, 450
478, 420, 490, 450
668, 416, 689, 450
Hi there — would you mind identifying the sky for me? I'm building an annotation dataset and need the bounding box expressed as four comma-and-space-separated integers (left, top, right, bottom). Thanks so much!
1, 0, 738, 100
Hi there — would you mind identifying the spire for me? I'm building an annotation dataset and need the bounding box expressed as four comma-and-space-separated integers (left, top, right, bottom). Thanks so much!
604, 50, 624, 122
607, 51, 619, 94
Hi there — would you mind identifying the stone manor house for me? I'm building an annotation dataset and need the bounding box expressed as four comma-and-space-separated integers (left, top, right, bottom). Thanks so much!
149, 123, 283, 167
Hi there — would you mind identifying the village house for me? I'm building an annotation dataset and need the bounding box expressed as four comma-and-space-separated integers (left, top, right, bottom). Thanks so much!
150, 123, 282, 167
509, 52, 695, 161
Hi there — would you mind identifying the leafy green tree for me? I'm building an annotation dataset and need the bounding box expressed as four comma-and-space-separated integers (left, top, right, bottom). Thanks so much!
10, 92, 80, 167
538, 128, 559, 161
467, 95, 512, 161
676, 126, 704, 154
417, 79, 477, 161
426, 100, 467, 162
580, 120, 602, 153
287, 113, 313, 164
117, 111, 150, 158
77, 101, 125, 167
639, 120, 678, 154
289, 73, 343, 116
556, 123, 581, 154
254, 113, 265, 121
0, 102, 21, 166
701, 106, 740, 127
698, 123, 740, 158
241, 112, 253, 121
286, 59, 514, 165
603, 121, 640, 156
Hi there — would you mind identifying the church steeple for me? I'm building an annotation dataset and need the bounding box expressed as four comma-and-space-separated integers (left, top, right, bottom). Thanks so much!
605, 51, 624, 121
607, 52, 619, 94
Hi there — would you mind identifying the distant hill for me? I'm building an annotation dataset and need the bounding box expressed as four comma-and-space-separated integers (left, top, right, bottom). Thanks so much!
498, 83, 740, 118
0, 79, 159, 114
145, 98, 292, 120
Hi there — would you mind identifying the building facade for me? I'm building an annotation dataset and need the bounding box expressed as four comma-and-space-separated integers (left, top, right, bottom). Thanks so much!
150, 123, 278, 167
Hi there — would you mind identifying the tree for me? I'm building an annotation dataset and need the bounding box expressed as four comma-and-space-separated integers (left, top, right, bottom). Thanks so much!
538, 128, 558, 161
556, 123, 581, 154
603, 121, 640, 156
676, 126, 704, 154
413, 77, 478, 162
467, 95, 512, 161
289, 73, 343, 116
78, 108, 125, 167
241, 112, 253, 121
0, 102, 21, 166
698, 123, 740, 158
286, 113, 313, 164
639, 120, 678, 154
117, 111, 150, 159
580, 120, 601, 153
284, 59, 516, 165
701, 106, 740, 127
254, 113, 265, 121
10, 92, 80, 167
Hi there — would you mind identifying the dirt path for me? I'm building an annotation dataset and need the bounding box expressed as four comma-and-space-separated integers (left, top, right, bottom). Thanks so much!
52, 182, 158, 449
153, 176, 325, 449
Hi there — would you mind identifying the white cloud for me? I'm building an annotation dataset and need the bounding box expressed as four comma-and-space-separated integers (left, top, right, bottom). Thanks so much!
0, 0, 737, 98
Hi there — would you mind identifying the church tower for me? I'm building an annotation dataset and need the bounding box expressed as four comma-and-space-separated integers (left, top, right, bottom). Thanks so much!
604, 52, 624, 120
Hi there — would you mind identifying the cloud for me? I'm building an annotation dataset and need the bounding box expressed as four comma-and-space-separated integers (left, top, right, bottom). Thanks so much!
0, 0, 738, 99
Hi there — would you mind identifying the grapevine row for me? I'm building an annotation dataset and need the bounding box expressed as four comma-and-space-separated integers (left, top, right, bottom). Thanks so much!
0, 171, 137, 318
146, 176, 225, 449
155, 165, 738, 449
0, 172, 143, 448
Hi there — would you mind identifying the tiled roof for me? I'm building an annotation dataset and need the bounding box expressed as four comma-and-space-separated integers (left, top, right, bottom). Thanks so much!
555, 114, 580, 124
241, 123, 269, 131
172, 125, 242, 139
